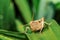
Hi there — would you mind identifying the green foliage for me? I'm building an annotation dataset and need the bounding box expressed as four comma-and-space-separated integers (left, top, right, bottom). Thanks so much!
56, 2, 60, 9
15, 0, 32, 23
0, 0, 60, 40
0, 35, 15, 40
15, 19, 25, 33
0, 29, 27, 40
25, 20, 60, 40
0, 0, 10, 30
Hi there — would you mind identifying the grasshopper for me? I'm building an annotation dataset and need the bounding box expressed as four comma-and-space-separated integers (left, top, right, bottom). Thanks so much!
25, 17, 51, 33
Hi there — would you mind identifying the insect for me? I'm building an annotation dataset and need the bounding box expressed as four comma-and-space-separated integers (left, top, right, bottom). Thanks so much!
26, 17, 50, 32
25, 17, 51, 33
29, 17, 44, 32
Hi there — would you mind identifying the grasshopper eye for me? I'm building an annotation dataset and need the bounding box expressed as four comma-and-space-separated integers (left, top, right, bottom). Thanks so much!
39, 21, 41, 23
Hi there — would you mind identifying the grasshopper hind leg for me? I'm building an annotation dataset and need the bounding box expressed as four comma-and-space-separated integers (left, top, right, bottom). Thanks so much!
39, 28, 43, 33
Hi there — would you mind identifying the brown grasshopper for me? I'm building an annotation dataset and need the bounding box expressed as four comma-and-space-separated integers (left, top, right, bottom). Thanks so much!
25, 17, 51, 32
30, 17, 44, 32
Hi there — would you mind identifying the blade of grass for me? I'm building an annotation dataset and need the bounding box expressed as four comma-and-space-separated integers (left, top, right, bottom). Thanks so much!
0, 0, 10, 30
15, 0, 32, 23
34, 0, 47, 20
56, 3, 60, 9
32, 0, 40, 20
15, 19, 25, 33
25, 19, 60, 40
0, 29, 26, 39
45, 2, 55, 20
49, 20, 60, 40
32, 0, 40, 13
7, 2, 16, 31
0, 0, 4, 29
0, 35, 19, 40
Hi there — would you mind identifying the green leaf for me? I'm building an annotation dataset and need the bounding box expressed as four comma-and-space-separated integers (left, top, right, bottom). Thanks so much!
15, 0, 32, 23
45, 2, 55, 20
34, 1, 55, 20
0, 35, 19, 40
49, 20, 60, 40
34, 0, 47, 20
0, 0, 15, 31
26, 19, 60, 40
0, 29, 26, 39
0, 0, 10, 30
8, 2, 16, 31
56, 2, 60, 9
32, 0, 40, 14
15, 19, 25, 33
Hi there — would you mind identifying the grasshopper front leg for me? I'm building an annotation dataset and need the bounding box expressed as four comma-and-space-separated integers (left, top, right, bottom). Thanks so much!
25, 27, 30, 33
44, 22, 52, 26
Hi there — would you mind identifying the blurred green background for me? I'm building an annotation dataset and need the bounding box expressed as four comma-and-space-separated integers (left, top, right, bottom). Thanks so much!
0, 0, 60, 40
